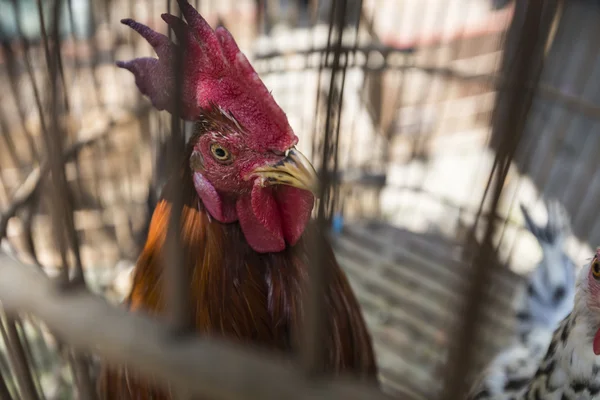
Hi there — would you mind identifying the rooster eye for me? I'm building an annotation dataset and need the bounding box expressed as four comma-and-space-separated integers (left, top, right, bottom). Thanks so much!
592, 258, 600, 279
210, 143, 231, 162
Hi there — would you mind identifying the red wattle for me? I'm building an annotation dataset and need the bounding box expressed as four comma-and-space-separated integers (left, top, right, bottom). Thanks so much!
274, 186, 314, 246
235, 183, 314, 253
236, 185, 285, 253
593, 328, 600, 355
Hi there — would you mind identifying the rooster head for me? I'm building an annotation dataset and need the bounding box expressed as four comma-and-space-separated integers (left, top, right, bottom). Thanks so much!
117, 0, 317, 253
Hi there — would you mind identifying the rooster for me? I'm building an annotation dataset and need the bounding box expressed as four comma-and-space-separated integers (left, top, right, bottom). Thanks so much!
97, 1, 378, 397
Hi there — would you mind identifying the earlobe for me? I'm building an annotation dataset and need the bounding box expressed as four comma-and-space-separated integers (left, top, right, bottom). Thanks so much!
192, 172, 237, 223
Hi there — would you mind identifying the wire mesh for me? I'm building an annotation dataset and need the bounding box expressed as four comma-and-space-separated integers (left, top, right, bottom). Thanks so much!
0, 0, 598, 398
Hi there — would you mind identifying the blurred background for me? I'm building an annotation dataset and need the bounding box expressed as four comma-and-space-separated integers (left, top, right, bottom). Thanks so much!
0, 0, 597, 398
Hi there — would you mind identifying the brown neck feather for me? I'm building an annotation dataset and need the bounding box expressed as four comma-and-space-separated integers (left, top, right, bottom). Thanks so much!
128, 161, 307, 348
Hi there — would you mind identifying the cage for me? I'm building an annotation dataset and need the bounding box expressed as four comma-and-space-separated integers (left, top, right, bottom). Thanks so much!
0, 0, 594, 399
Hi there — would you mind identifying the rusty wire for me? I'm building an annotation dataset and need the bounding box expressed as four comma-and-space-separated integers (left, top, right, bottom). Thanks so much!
301, 0, 347, 376
34, 0, 97, 398
163, 0, 194, 335
1, 317, 39, 400
36, 0, 85, 286
330, 0, 362, 220
309, 0, 337, 163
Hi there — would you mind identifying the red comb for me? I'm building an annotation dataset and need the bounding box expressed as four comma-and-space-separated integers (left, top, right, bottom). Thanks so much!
117, 0, 296, 151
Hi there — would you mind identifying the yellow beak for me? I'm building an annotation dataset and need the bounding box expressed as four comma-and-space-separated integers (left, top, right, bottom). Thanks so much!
251, 147, 319, 195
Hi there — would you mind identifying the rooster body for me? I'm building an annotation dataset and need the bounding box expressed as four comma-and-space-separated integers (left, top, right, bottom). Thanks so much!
98, 1, 378, 397
99, 165, 377, 397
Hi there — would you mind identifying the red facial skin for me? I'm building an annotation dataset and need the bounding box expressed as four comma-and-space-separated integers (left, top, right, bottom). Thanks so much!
190, 129, 314, 253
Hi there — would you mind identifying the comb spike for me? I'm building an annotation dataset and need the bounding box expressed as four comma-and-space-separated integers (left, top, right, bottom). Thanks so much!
161, 14, 193, 47
116, 57, 176, 112
120, 19, 172, 59
177, 0, 223, 55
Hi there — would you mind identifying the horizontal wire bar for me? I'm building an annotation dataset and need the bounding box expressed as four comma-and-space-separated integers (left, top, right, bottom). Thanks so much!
0, 252, 396, 400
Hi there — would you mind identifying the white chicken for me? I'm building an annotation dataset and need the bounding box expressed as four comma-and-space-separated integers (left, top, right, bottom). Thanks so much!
468, 201, 584, 399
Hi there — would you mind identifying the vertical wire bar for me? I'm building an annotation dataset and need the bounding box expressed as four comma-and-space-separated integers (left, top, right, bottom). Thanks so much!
35, 0, 69, 283
20, 190, 41, 265
50, 0, 97, 393
10, 0, 51, 159
494, 2, 566, 268
35, 0, 70, 113
0, 319, 18, 399
1, 40, 39, 161
163, 0, 193, 334
35, 1, 97, 399
38, 1, 74, 284
0, 9, 46, 264
439, 2, 555, 398
310, 0, 337, 162
0, 111, 21, 169
331, 0, 362, 216
14, 320, 46, 400
470, 3, 556, 238
1, 318, 39, 400
36, 0, 88, 286
0, 42, 26, 170
0, 367, 12, 400
301, 0, 347, 376
0, 8, 48, 400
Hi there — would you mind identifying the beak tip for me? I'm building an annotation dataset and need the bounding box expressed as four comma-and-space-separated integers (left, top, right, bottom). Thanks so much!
252, 148, 320, 195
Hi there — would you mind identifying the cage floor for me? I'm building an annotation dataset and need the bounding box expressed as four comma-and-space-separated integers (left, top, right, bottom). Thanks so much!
333, 221, 524, 399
